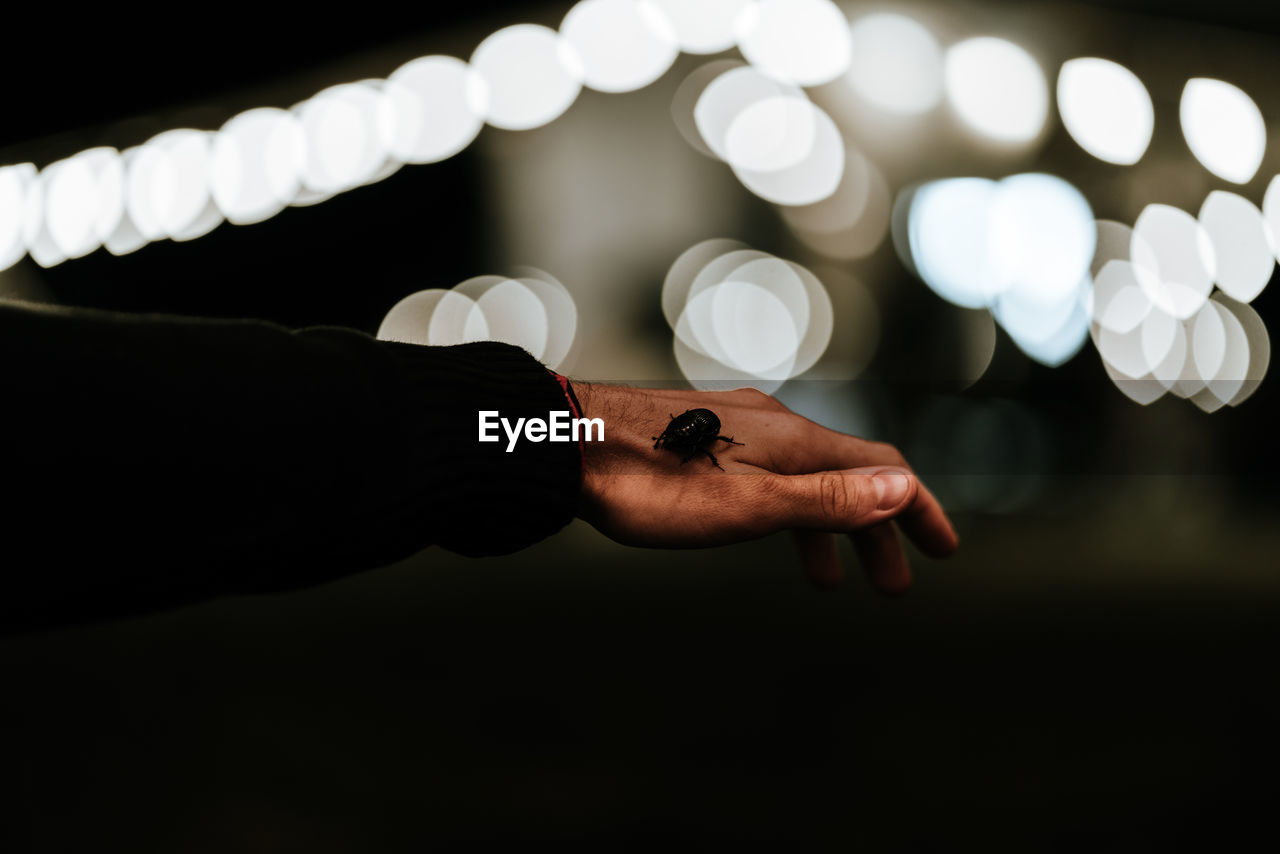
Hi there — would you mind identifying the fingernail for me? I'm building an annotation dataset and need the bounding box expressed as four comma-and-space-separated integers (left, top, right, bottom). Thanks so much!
874, 472, 911, 510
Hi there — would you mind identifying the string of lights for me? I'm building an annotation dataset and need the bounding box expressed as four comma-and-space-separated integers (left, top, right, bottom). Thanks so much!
0, 0, 1271, 409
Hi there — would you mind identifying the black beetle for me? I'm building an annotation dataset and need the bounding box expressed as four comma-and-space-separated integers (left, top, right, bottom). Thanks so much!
652, 408, 744, 470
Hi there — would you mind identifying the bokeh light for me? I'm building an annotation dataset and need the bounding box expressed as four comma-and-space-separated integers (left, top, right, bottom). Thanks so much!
428, 290, 492, 346
126, 129, 223, 242
684, 246, 771, 310
454, 275, 550, 359
692, 64, 806, 162
846, 13, 944, 115
1057, 57, 1153, 165
43, 147, 123, 261
728, 99, 844, 206
1200, 297, 1250, 410
688, 62, 843, 206
470, 24, 585, 131
3, 4, 1272, 415
959, 308, 999, 388
295, 82, 394, 198
21, 168, 64, 267
210, 107, 305, 225
674, 335, 787, 393
781, 260, 835, 376
510, 266, 579, 370
904, 173, 1095, 366
1091, 252, 1271, 410
735, 0, 853, 87
944, 37, 1048, 144
1189, 298, 1229, 409
649, 0, 752, 55
798, 266, 882, 381
0, 164, 34, 271
780, 147, 891, 260
1091, 220, 1132, 276
1100, 358, 1167, 406
1140, 303, 1184, 386
1264, 176, 1280, 264
1180, 77, 1266, 184
1092, 259, 1153, 334
377, 56, 489, 165
722, 255, 832, 376
377, 270, 579, 370
671, 60, 746, 158
1131, 203, 1216, 320
662, 237, 749, 328
1215, 292, 1270, 407
1094, 311, 1160, 382
559, 0, 679, 94
710, 280, 801, 374
377, 290, 457, 345
995, 278, 1091, 367
1090, 219, 1159, 283
988, 173, 1095, 307
665, 242, 835, 390
677, 284, 750, 371
723, 95, 818, 173
104, 147, 149, 256
779, 147, 872, 235
907, 177, 1001, 309
1198, 190, 1274, 304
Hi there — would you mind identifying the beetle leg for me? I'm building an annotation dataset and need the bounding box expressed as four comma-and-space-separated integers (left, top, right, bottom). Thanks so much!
704, 448, 724, 470
716, 435, 744, 446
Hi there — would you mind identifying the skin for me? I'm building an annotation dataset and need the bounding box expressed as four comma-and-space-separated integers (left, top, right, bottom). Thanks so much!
573, 383, 959, 594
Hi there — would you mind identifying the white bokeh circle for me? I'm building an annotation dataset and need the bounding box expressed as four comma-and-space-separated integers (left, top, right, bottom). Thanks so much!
378, 56, 489, 165
735, 0, 853, 87
559, 0, 679, 94
1057, 58, 1153, 165
945, 37, 1048, 144
847, 13, 944, 115
470, 24, 586, 131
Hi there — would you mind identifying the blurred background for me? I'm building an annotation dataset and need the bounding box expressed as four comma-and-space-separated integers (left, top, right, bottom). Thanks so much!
2, 0, 1278, 849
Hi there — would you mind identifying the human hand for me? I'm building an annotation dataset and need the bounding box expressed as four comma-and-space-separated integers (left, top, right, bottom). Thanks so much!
573, 384, 958, 593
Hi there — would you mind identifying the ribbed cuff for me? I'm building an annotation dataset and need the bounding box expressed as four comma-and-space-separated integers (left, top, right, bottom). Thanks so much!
376, 340, 584, 557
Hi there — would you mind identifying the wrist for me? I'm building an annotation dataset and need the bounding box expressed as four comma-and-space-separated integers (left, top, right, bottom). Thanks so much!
547, 370, 586, 475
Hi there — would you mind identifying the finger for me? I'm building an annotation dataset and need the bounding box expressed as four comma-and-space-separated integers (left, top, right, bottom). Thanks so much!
791, 530, 843, 590
897, 481, 958, 558
851, 523, 912, 595
766, 466, 918, 533
770, 431, 958, 558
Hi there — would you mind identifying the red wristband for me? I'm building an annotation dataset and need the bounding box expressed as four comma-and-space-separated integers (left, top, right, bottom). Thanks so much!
549, 369, 586, 477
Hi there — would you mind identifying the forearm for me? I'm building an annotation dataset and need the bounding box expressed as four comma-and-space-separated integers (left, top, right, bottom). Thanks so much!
0, 300, 580, 631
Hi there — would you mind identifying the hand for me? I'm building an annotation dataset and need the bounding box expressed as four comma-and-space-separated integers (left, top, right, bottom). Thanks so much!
573, 384, 958, 593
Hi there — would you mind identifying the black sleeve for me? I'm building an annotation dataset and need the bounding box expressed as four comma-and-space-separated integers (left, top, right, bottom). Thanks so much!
0, 299, 582, 633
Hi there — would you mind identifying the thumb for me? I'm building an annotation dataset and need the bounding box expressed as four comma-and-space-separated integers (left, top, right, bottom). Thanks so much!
767, 466, 918, 533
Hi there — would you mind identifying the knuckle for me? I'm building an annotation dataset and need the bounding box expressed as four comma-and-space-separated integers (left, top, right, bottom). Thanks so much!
771, 421, 823, 469
800, 417, 829, 443
742, 386, 789, 411
873, 441, 909, 468
815, 472, 865, 521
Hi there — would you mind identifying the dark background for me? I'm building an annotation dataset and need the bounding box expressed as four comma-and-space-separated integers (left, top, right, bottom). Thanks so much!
2, 1, 1278, 850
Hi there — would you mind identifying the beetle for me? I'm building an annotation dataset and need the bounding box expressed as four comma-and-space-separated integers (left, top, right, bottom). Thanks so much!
652, 408, 744, 470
